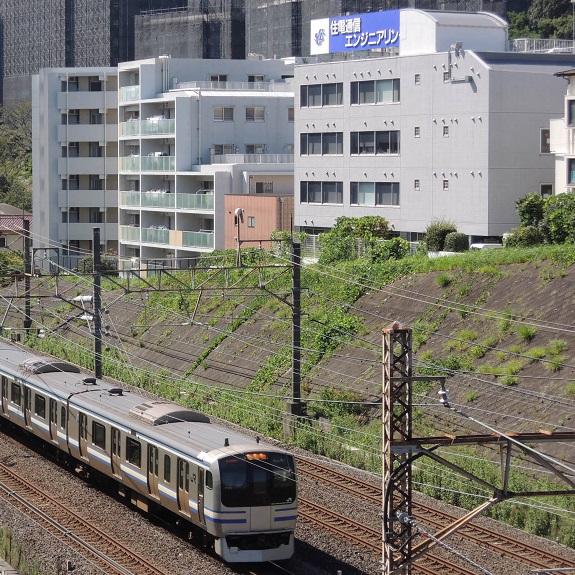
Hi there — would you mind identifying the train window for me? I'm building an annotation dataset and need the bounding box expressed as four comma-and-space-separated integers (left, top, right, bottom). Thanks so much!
126, 437, 141, 468
10, 382, 21, 406
206, 470, 213, 490
164, 454, 171, 483
1, 377, 7, 398
34, 395, 46, 419
79, 413, 88, 440
92, 421, 106, 450
49, 399, 57, 423
60, 406, 67, 429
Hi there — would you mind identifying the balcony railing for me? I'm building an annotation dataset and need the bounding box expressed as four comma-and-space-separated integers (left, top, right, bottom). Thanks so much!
141, 227, 170, 244
182, 231, 214, 249
141, 192, 176, 208
177, 192, 214, 211
141, 156, 175, 171
211, 153, 293, 164
119, 156, 140, 172
120, 191, 140, 207
176, 80, 291, 92
119, 121, 140, 137
119, 85, 140, 102
141, 118, 175, 136
120, 225, 141, 242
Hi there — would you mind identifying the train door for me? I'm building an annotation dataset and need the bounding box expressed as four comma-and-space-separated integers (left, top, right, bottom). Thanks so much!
197, 468, 206, 525
23, 387, 31, 427
147, 444, 159, 499
49, 399, 58, 441
1, 377, 7, 415
177, 458, 191, 516
111, 428, 121, 477
78, 412, 88, 458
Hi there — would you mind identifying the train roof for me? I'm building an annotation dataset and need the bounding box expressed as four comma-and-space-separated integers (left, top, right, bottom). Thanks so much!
0, 342, 279, 464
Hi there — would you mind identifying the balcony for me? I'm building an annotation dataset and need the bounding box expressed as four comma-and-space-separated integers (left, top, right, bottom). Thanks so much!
176, 80, 292, 93
119, 85, 140, 103
177, 192, 214, 211
119, 121, 140, 137
120, 191, 140, 207
120, 225, 141, 242
210, 153, 293, 165
141, 118, 175, 136
141, 192, 176, 209
182, 231, 214, 249
119, 156, 140, 172
141, 227, 170, 244
141, 156, 175, 172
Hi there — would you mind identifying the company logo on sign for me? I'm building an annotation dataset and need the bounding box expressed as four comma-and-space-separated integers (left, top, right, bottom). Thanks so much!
310, 10, 400, 56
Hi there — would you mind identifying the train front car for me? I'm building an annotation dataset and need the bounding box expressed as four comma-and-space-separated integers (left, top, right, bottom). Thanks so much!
205, 447, 297, 562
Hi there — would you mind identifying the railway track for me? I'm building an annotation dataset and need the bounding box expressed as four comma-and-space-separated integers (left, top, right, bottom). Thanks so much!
299, 497, 476, 575
0, 461, 168, 575
296, 456, 575, 570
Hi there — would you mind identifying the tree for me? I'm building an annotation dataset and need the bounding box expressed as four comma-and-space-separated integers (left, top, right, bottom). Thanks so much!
542, 193, 575, 244
528, 0, 570, 25
516, 193, 545, 227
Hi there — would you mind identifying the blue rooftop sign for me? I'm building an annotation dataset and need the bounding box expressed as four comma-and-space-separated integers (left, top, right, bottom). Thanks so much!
310, 10, 400, 56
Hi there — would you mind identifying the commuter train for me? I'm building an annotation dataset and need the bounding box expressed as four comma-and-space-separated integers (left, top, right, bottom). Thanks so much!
0, 342, 297, 562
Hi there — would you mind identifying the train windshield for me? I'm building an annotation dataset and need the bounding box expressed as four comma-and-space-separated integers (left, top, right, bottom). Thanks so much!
219, 452, 296, 507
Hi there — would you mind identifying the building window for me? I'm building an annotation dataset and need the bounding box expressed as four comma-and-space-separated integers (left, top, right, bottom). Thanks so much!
350, 182, 400, 206
300, 83, 343, 107
569, 158, 575, 184
540, 183, 553, 197
245, 144, 266, 154
68, 142, 79, 157
288, 107, 294, 122
300, 181, 343, 205
443, 126, 449, 137
61, 211, 68, 223
568, 100, 575, 126
443, 179, 449, 191
89, 142, 102, 157
255, 181, 273, 194
246, 106, 265, 122
69, 175, 80, 190
443, 71, 451, 82
68, 207, 80, 223
89, 110, 102, 125
350, 131, 400, 155
248, 74, 264, 83
67, 77, 79, 92
414, 126, 421, 138
68, 110, 80, 125
213, 144, 235, 155
210, 74, 227, 83
34, 394, 46, 419
540, 128, 550, 154
414, 74, 421, 85
414, 179, 420, 191
89, 77, 102, 92
126, 437, 141, 467
300, 132, 343, 155
0, 237, 6, 248
89, 175, 102, 190
214, 107, 234, 121
89, 208, 103, 224
247, 216, 256, 228
351, 79, 400, 105
92, 421, 106, 449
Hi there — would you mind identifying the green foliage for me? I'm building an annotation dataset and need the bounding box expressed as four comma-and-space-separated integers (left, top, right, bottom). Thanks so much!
310, 387, 362, 418
444, 232, 469, 253
528, 0, 570, 23
436, 273, 453, 288
517, 324, 537, 342
465, 390, 479, 402
525, 346, 547, 362
547, 339, 568, 356
505, 225, 544, 248
0, 528, 42, 575
565, 382, 575, 397
332, 215, 391, 240
368, 237, 410, 263
542, 193, 575, 244
425, 220, 457, 252
517, 193, 545, 227
318, 231, 355, 265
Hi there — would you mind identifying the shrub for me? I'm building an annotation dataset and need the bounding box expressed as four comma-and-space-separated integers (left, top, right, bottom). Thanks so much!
516, 193, 545, 227
500, 375, 519, 386
517, 324, 537, 342
436, 273, 453, 288
525, 347, 546, 362
547, 339, 568, 356
542, 193, 575, 244
504, 226, 543, 248
444, 232, 469, 252
425, 220, 457, 252
465, 390, 479, 402
318, 231, 355, 264
565, 382, 575, 397
369, 237, 410, 263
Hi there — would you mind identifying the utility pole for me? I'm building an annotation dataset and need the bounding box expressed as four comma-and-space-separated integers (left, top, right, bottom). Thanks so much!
382, 322, 413, 575
93, 228, 102, 379
291, 239, 302, 414
23, 218, 31, 332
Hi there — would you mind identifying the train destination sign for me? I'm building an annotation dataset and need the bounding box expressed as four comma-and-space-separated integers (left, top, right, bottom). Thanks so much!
310, 10, 400, 56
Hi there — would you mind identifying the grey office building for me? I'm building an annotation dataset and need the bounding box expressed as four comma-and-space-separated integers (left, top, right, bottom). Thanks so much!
0, 0, 186, 103
246, 0, 507, 58
294, 10, 574, 241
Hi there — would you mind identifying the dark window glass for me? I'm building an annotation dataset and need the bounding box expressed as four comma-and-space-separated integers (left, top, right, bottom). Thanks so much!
126, 437, 142, 467
300, 181, 308, 203
322, 182, 343, 204
569, 100, 575, 126
307, 133, 322, 155
358, 132, 375, 154
308, 84, 322, 107
206, 470, 213, 489
164, 454, 171, 482
218, 452, 295, 507
350, 182, 358, 205
34, 394, 46, 419
300, 133, 308, 155
376, 182, 400, 206
308, 182, 322, 203
358, 81, 375, 104
569, 159, 575, 184
322, 132, 343, 155
322, 83, 343, 106
92, 421, 106, 449
11, 382, 21, 406
350, 82, 358, 105
540, 129, 550, 154
350, 132, 359, 155
300, 85, 307, 107
375, 131, 400, 154
61, 406, 67, 429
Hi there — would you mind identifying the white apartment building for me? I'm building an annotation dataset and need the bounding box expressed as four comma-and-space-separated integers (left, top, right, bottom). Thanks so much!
117, 57, 294, 266
32, 68, 118, 258
295, 10, 574, 241
550, 69, 575, 195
